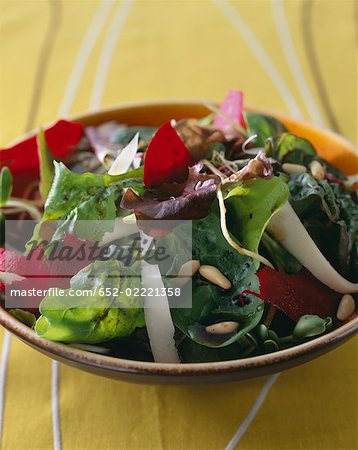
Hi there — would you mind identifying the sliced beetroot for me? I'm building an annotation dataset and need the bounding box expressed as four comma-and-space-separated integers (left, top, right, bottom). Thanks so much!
0, 120, 83, 174
0, 235, 94, 290
258, 267, 340, 322
144, 122, 192, 188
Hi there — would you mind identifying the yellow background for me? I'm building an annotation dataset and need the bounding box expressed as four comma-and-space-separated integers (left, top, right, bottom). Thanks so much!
0, 1, 357, 449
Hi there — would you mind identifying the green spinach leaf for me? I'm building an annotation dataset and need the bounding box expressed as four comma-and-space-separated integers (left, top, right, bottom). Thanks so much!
164, 214, 263, 348
265, 133, 316, 165
245, 112, 287, 147
110, 126, 156, 150
224, 176, 290, 257
288, 173, 358, 280
35, 260, 144, 343
32, 162, 144, 242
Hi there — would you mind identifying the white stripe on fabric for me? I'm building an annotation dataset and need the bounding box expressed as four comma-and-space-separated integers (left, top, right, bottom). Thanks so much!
225, 373, 280, 450
89, 0, 134, 110
213, 0, 303, 118
54, 3, 123, 449
57, 0, 116, 117
51, 361, 61, 450
0, 331, 11, 447
271, 0, 325, 126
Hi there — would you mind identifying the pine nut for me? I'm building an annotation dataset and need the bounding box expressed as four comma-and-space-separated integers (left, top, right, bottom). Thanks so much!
282, 163, 307, 174
336, 294, 356, 321
173, 260, 200, 286
199, 265, 232, 289
309, 160, 324, 181
205, 321, 239, 335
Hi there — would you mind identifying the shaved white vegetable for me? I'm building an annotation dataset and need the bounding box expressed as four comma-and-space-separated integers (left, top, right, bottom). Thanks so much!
140, 232, 180, 363
0, 272, 25, 284
69, 343, 110, 355
122, 213, 136, 224
267, 202, 358, 294
99, 217, 139, 246
108, 133, 139, 175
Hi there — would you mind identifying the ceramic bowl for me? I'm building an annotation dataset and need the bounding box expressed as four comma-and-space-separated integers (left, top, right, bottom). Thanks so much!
0, 101, 357, 384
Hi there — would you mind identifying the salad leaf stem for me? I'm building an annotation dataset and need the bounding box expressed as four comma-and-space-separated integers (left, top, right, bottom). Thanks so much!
204, 102, 248, 137
3, 198, 42, 220
202, 159, 225, 179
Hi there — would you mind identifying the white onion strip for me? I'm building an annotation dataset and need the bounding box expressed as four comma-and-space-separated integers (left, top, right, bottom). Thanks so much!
267, 202, 358, 294
140, 232, 180, 363
108, 132, 139, 175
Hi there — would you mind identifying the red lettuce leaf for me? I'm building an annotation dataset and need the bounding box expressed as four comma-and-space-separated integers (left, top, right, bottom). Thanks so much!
85, 121, 122, 164
121, 164, 220, 231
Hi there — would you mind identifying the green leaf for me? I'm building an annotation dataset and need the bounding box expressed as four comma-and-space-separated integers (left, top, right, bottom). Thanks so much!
0, 166, 12, 206
177, 336, 242, 362
163, 214, 263, 348
265, 133, 316, 164
261, 231, 302, 273
9, 309, 36, 328
224, 177, 290, 258
288, 173, 358, 280
245, 112, 287, 147
0, 212, 4, 245
184, 292, 264, 348
31, 162, 144, 243
35, 260, 144, 344
289, 173, 339, 221
191, 213, 260, 298
37, 129, 55, 202
110, 126, 156, 149
293, 315, 332, 339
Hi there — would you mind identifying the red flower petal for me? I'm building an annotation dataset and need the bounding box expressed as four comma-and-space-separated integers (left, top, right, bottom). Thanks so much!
0, 120, 83, 175
144, 122, 192, 188
213, 90, 247, 130
45, 119, 83, 158
258, 267, 340, 322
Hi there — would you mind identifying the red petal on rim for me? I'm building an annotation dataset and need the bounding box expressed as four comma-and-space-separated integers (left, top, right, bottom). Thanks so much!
213, 90, 247, 130
0, 120, 83, 174
258, 267, 340, 322
45, 119, 83, 158
144, 122, 193, 188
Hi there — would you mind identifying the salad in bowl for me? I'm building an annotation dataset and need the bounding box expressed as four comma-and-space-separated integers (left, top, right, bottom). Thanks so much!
0, 90, 357, 368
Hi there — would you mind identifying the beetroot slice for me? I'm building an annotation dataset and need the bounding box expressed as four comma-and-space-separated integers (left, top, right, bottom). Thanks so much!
258, 267, 340, 322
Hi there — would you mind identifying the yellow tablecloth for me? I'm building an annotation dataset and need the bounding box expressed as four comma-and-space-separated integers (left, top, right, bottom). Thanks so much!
0, 1, 357, 449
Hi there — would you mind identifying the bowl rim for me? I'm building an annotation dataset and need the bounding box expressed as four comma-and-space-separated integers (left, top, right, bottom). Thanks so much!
1, 100, 357, 376
0, 305, 356, 375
